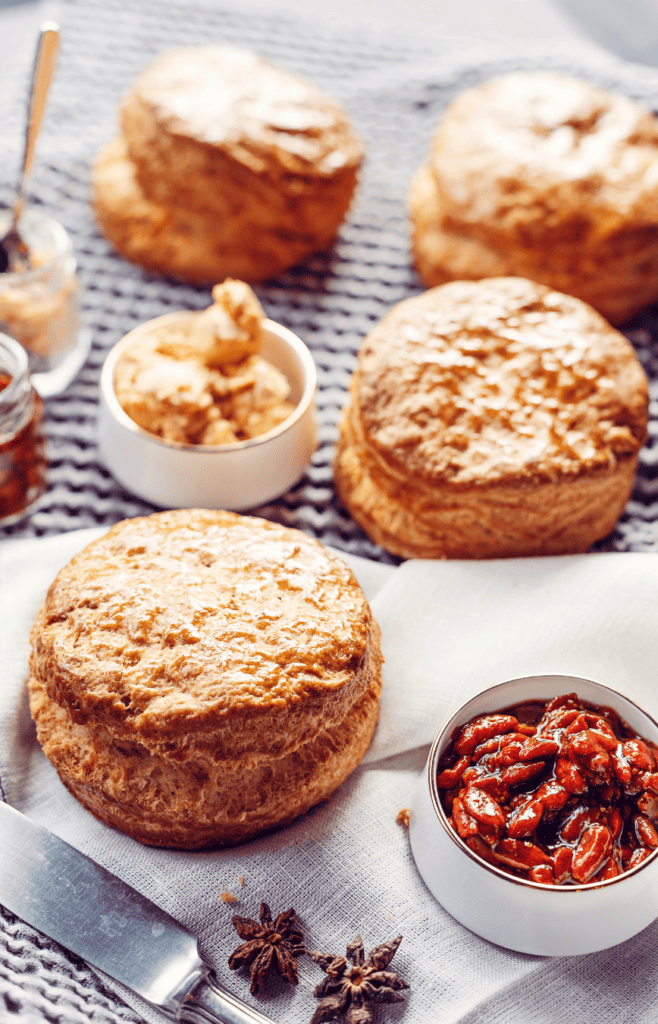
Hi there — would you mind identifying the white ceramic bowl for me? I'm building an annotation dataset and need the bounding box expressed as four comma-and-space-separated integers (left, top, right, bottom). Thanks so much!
98, 313, 317, 510
409, 674, 658, 956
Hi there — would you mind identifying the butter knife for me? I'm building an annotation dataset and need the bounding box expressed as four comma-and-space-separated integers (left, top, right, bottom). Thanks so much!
0, 801, 275, 1024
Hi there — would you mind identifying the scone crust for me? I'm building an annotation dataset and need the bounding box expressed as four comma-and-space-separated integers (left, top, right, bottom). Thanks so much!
410, 72, 658, 324
92, 135, 312, 283
335, 277, 648, 559
30, 509, 375, 765
28, 629, 382, 848
120, 46, 362, 232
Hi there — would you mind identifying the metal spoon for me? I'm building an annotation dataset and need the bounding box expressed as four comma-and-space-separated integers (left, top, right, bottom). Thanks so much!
0, 22, 60, 274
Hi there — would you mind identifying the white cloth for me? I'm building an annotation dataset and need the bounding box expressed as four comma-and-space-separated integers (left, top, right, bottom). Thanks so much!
3, 530, 658, 1023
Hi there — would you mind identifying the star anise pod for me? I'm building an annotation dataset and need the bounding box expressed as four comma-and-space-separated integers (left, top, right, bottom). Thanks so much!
308, 933, 409, 1024
228, 902, 305, 995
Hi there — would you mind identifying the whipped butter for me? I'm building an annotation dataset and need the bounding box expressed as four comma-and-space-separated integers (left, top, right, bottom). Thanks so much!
113, 279, 295, 445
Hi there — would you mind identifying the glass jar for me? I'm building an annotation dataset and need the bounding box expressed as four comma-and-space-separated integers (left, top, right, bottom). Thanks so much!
0, 332, 46, 524
0, 208, 90, 397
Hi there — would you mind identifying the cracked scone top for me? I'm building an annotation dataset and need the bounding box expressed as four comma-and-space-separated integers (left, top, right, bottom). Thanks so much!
430, 72, 658, 245
123, 47, 360, 254
409, 72, 658, 324
30, 509, 376, 764
334, 277, 649, 559
121, 45, 362, 184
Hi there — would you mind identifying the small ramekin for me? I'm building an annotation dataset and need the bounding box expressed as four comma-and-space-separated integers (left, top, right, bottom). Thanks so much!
98, 312, 317, 510
409, 674, 658, 956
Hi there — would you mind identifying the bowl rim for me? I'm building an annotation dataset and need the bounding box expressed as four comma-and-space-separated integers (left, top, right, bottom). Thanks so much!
99, 311, 317, 453
426, 673, 658, 893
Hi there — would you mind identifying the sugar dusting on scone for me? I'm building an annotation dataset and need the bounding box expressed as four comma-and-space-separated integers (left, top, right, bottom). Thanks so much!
113, 279, 295, 445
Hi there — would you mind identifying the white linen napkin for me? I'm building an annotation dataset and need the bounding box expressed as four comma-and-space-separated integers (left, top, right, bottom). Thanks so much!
366, 551, 658, 762
3, 530, 658, 1024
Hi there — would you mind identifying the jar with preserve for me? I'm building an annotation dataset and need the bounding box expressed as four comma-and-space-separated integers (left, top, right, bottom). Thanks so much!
0, 209, 90, 397
0, 332, 46, 524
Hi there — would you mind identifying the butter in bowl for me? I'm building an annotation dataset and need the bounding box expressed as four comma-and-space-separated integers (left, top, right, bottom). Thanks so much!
98, 279, 317, 509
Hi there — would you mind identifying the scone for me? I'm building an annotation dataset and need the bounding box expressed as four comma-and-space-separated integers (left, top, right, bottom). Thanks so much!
409, 72, 658, 325
92, 136, 288, 284
334, 277, 649, 559
28, 509, 382, 848
93, 46, 363, 283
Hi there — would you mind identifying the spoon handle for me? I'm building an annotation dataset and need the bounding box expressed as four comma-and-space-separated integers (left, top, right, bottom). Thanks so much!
14, 21, 60, 228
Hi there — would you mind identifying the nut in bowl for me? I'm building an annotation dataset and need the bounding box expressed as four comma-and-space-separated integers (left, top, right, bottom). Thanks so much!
409, 675, 658, 956
98, 281, 317, 510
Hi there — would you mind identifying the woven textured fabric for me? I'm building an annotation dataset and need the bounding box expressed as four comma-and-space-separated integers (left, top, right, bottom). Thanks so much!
2, 0, 658, 559
4, 3, 658, 1023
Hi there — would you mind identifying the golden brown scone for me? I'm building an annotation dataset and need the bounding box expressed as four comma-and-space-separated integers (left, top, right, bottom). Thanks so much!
93, 46, 362, 283
409, 72, 658, 325
29, 509, 382, 847
92, 135, 322, 283
334, 277, 649, 559
28, 658, 381, 849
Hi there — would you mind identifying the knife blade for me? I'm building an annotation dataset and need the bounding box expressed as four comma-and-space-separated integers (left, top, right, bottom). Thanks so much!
0, 801, 275, 1024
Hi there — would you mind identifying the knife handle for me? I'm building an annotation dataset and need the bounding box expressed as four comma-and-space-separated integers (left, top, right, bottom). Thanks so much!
174, 967, 277, 1024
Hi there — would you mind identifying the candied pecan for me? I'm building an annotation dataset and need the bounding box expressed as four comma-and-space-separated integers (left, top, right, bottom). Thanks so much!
637, 791, 658, 817
472, 736, 507, 760
462, 787, 505, 830
635, 814, 658, 849
569, 731, 611, 759
552, 847, 573, 884
598, 783, 620, 803
560, 806, 595, 844
455, 715, 519, 754
493, 741, 525, 768
436, 755, 470, 789
517, 737, 559, 761
590, 722, 618, 750
465, 835, 500, 867
594, 858, 620, 881
534, 780, 569, 811
468, 773, 508, 801
543, 694, 580, 714
642, 772, 658, 795
610, 750, 632, 785
569, 734, 612, 782
507, 798, 544, 838
608, 808, 623, 842
572, 824, 613, 883
501, 761, 545, 787
623, 740, 655, 772
495, 839, 552, 872
555, 756, 587, 794
528, 864, 554, 884
565, 714, 590, 736
452, 797, 478, 839
475, 821, 503, 847
629, 847, 654, 868
542, 707, 580, 730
